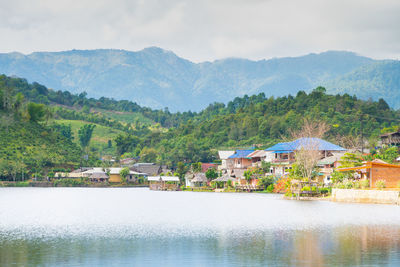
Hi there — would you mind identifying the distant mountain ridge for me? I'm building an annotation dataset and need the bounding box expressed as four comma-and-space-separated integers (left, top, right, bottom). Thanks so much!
0, 48, 399, 111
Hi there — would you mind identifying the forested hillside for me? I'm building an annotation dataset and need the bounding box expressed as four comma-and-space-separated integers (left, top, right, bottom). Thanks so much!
1, 74, 400, 176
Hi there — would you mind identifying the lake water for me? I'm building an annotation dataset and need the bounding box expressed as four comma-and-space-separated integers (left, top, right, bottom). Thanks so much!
0, 188, 399, 266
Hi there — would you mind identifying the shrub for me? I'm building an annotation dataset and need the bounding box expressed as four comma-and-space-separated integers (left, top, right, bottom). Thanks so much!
334, 182, 345, 189
375, 179, 386, 190
311, 186, 317, 192
301, 186, 310, 192
273, 178, 288, 193
360, 179, 370, 189
343, 179, 353, 189
266, 184, 274, 193
353, 181, 361, 189
320, 188, 329, 194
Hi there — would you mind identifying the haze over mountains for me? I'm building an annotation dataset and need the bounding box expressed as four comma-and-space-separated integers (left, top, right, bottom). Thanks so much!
0, 47, 399, 111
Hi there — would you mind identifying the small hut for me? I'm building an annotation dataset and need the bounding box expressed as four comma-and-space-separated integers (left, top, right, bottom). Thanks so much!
148, 176, 180, 191
191, 173, 208, 187
212, 174, 237, 188
89, 172, 109, 182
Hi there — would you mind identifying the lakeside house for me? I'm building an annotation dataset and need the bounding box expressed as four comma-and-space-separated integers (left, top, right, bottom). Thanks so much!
265, 138, 347, 178
225, 150, 254, 180
217, 150, 235, 171
338, 160, 400, 188
88, 172, 109, 182
247, 150, 267, 168
380, 130, 400, 146
212, 174, 238, 188
132, 163, 163, 176
316, 152, 346, 184
190, 173, 208, 187
107, 168, 147, 183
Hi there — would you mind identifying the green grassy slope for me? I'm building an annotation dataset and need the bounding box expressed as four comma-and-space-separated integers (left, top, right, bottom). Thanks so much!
54, 119, 125, 154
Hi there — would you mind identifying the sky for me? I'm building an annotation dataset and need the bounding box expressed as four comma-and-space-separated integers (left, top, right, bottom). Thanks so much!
0, 0, 399, 62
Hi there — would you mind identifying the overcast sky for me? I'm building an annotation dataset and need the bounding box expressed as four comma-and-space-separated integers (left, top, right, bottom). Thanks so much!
0, 0, 399, 62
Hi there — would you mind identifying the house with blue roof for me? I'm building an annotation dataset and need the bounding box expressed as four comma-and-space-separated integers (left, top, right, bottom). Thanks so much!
225, 149, 254, 179
264, 138, 347, 178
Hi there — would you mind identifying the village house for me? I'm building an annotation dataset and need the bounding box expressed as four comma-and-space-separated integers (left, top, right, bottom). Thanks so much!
190, 173, 208, 187
317, 152, 346, 184
247, 150, 267, 168
225, 149, 254, 179
132, 163, 162, 176
88, 171, 109, 182
148, 176, 180, 191
338, 160, 400, 188
217, 150, 235, 171
265, 138, 347, 178
380, 130, 400, 146
107, 168, 147, 183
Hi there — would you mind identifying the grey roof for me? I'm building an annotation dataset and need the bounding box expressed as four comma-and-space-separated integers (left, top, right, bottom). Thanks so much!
89, 172, 109, 179
191, 173, 208, 183
132, 164, 161, 176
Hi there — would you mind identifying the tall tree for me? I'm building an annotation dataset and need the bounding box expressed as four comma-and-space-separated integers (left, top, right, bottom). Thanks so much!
78, 124, 96, 152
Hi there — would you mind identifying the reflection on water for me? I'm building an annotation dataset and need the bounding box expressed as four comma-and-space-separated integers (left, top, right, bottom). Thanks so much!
0, 188, 399, 266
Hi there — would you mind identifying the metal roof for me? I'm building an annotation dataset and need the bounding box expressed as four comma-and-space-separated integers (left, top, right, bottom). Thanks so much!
228, 149, 254, 159
247, 150, 266, 158
265, 138, 346, 152
218, 150, 235, 160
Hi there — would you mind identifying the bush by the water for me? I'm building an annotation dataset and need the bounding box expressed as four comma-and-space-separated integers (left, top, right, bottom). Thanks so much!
53, 178, 88, 187
361, 179, 370, 189
375, 179, 386, 190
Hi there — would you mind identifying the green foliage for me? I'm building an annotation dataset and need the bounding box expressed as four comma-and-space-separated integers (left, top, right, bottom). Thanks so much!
361, 179, 370, 189
261, 161, 272, 173
301, 186, 311, 192
353, 181, 361, 189
191, 162, 202, 172
339, 153, 363, 168
266, 184, 274, 193
0, 120, 81, 180
344, 179, 354, 189
258, 176, 275, 190
53, 178, 88, 187
176, 162, 188, 183
119, 167, 130, 183
375, 179, 386, 190
139, 147, 157, 162
205, 168, 218, 180
27, 102, 46, 122
320, 188, 330, 194
374, 147, 399, 163
78, 124, 96, 148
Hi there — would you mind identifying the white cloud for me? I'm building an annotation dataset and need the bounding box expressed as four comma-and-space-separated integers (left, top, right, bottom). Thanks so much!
0, 0, 399, 61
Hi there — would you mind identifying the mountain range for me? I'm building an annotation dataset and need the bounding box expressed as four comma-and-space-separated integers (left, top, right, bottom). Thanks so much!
0, 47, 399, 111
